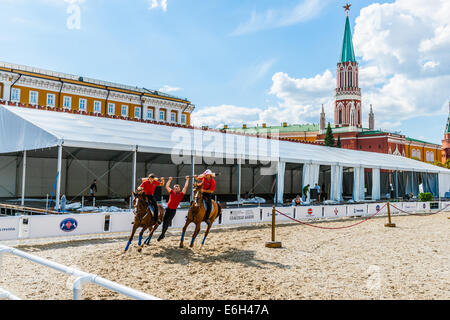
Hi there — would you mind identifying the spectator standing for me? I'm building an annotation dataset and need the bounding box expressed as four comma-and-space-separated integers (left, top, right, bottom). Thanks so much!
89, 179, 98, 205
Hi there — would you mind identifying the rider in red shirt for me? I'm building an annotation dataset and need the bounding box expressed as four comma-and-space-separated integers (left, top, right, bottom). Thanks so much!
138, 173, 164, 223
194, 169, 216, 226
157, 176, 190, 242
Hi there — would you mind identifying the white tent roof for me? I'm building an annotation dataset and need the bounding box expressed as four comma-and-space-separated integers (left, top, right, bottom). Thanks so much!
0, 104, 448, 173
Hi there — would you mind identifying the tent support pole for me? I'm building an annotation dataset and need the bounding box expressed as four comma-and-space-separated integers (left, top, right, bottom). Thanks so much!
107, 161, 111, 198
291, 168, 294, 194
55, 145, 62, 210
190, 154, 195, 201
15, 156, 20, 198
252, 167, 255, 193
237, 159, 242, 204
21, 151, 26, 206
395, 171, 399, 199
132, 149, 137, 194
65, 159, 70, 200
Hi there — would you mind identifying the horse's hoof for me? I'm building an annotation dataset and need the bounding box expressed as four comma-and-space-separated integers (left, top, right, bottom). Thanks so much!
137, 247, 142, 253
179, 243, 184, 248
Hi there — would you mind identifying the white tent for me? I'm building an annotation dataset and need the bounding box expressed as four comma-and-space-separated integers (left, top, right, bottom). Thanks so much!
1, 104, 449, 206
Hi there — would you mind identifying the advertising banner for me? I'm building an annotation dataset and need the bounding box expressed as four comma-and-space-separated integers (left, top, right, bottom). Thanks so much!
27, 214, 106, 239
0, 217, 20, 241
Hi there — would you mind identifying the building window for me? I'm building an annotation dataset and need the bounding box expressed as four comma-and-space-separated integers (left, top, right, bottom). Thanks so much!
47, 93, 55, 107
63, 96, 72, 109
121, 105, 128, 117
159, 110, 165, 121
170, 111, 177, 122
147, 108, 154, 120
181, 114, 186, 125
94, 101, 101, 113
11, 88, 21, 102
134, 107, 141, 119
108, 103, 115, 115
29, 91, 38, 105
79, 98, 87, 112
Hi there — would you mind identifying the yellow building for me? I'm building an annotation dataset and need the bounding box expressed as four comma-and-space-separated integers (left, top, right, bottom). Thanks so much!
0, 61, 194, 125
404, 138, 442, 163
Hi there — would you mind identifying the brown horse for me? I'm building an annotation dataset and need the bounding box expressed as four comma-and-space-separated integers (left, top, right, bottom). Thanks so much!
180, 182, 222, 248
124, 190, 165, 252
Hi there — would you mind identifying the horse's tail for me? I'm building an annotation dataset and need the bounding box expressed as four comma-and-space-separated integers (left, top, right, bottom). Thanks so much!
218, 203, 223, 217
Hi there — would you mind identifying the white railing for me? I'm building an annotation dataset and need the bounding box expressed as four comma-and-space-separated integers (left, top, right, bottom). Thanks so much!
0, 287, 21, 300
0, 245, 161, 300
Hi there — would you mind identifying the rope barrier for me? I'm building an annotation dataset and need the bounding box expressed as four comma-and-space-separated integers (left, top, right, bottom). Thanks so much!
275, 203, 387, 230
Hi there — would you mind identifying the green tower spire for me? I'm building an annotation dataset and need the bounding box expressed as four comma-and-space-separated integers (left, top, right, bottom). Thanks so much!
340, 15, 356, 63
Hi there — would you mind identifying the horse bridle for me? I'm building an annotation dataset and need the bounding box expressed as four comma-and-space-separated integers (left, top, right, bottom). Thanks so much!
134, 193, 150, 223
193, 184, 203, 207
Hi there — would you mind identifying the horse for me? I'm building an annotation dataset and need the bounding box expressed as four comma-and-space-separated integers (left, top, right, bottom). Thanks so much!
179, 182, 222, 248
124, 190, 165, 253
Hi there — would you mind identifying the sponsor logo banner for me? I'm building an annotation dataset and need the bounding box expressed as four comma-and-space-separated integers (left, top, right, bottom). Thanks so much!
0, 217, 20, 241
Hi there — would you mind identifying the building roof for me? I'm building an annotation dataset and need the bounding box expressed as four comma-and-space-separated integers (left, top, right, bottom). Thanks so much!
0, 61, 191, 104
226, 124, 320, 134
405, 137, 441, 147
340, 16, 356, 63
1, 104, 448, 173
358, 130, 391, 136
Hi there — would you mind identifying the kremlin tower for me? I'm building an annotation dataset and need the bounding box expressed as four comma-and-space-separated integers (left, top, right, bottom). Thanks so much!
334, 5, 362, 129
226, 4, 443, 164
442, 103, 450, 163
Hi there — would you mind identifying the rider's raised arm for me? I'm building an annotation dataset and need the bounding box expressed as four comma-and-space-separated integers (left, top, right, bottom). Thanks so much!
182, 176, 190, 194
165, 178, 173, 194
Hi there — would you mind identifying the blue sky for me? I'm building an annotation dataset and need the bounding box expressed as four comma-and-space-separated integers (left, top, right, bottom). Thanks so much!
0, 0, 449, 144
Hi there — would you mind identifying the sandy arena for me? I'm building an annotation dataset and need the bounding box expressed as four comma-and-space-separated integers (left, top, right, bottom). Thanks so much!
1, 212, 449, 300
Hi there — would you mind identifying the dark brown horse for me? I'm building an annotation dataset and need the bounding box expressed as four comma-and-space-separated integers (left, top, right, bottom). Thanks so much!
124, 190, 165, 252
180, 182, 222, 248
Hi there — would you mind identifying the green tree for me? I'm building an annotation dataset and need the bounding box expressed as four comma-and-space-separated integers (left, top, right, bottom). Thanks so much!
336, 136, 342, 148
446, 160, 450, 169
324, 123, 335, 147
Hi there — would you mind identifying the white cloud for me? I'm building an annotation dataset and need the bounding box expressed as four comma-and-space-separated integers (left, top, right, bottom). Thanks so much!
352, 0, 450, 128
149, 0, 167, 12
197, 0, 450, 135
193, 70, 336, 129
159, 85, 181, 93
191, 105, 263, 128
232, 0, 328, 36
234, 59, 277, 89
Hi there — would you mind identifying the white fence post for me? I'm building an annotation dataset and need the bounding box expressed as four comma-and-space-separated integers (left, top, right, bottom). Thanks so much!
0, 245, 160, 300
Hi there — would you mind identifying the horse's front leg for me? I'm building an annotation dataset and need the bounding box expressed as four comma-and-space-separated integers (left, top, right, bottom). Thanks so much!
137, 226, 149, 253
124, 223, 139, 252
180, 219, 192, 248
190, 223, 201, 248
